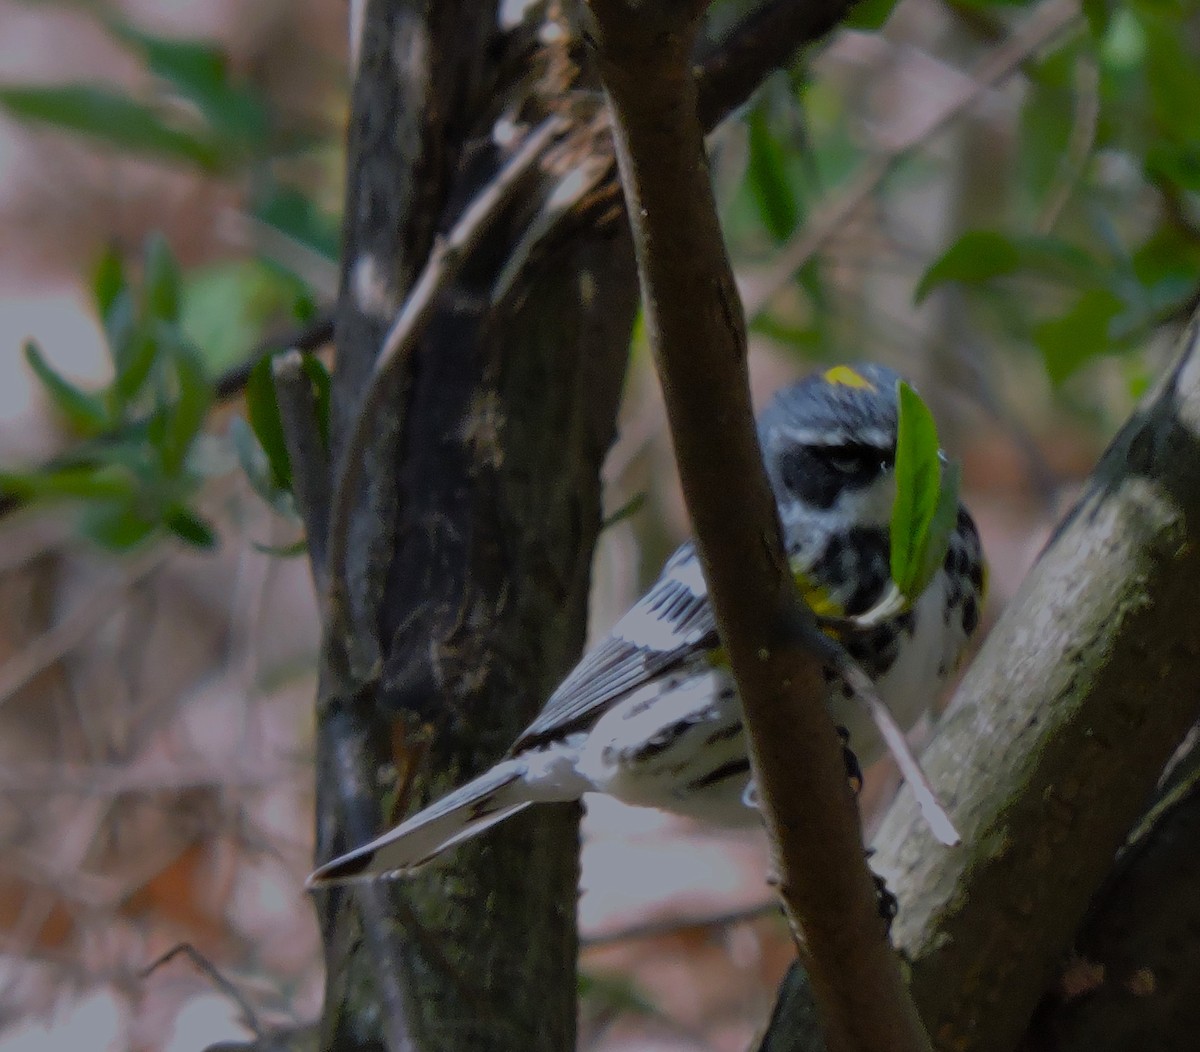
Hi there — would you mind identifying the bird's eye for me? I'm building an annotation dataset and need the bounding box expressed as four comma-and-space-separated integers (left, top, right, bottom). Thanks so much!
821, 443, 890, 477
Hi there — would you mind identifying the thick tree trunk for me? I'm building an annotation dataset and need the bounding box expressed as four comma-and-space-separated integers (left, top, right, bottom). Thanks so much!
313, 4, 637, 1049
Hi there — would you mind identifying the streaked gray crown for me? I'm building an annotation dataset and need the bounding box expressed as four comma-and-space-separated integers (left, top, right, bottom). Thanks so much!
758, 363, 905, 513
757, 363, 902, 451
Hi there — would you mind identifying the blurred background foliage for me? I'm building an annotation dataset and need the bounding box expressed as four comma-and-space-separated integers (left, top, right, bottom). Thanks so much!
0, 0, 1197, 1048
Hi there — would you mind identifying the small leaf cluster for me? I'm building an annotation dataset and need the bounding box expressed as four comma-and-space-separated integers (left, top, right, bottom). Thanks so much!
0, 14, 271, 173
915, 0, 1200, 389
230, 351, 330, 546
3, 238, 217, 550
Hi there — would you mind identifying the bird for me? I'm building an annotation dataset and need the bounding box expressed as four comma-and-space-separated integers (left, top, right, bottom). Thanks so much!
308, 363, 985, 886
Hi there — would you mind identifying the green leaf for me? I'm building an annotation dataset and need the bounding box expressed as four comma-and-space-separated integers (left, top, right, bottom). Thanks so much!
143, 233, 182, 323
245, 356, 291, 491
181, 258, 312, 372
159, 340, 213, 474
915, 231, 1021, 303
24, 341, 109, 435
252, 184, 340, 262
164, 505, 217, 549
0, 85, 220, 169
845, 0, 901, 30
600, 491, 646, 532
917, 231, 1099, 304
578, 971, 655, 1017
1082, 0, 1115, 38
79, 502, 157, 550
92, 246, 126, 319
747, 105, 799, 242
105, 19, 270, 146
917, 460, 962, 599
110, 326, 160, 411
1033, 287, 1124, 385
0, 464, 138, 503
890, 381, 945, 601
229, 416, 297, 517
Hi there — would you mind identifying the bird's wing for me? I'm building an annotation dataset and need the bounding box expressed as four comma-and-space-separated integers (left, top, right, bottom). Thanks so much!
513, 542, 717, 751
513, 538, 902, 752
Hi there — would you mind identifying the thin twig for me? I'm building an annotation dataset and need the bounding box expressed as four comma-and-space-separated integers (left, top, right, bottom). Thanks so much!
1035, 48, 1099, 235
323, 116, 566, 656
582, 899, 779, 947
741, 0, 1082, 320
272, 350, 332, 585
214, 313, 334, 401
695, 0, 856, 129
0, 550, 165, 709
142, 943, 265, 1039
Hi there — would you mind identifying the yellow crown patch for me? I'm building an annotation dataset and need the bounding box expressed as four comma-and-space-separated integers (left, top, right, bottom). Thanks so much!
822, 365, 875, 390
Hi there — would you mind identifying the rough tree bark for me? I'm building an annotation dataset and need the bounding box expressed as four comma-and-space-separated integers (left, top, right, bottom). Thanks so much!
1021, 742, 1200, 1051
313, 7, 632, 1051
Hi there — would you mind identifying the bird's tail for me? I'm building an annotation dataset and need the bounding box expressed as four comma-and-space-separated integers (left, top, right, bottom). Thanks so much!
306, 759, 532, 887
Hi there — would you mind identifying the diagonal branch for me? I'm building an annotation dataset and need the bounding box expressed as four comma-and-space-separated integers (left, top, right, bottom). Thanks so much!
871, 316, 1200, 1051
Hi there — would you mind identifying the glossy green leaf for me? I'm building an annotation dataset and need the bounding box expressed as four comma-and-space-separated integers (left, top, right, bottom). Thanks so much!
845, 0, 901, 30
143, 233, 182, 323
164, 505, 217, 549
79, 502, 157, 550
915, 231, 1022, 303
917, 460, 961, 599
245, 356, 291, 491
0, 464, 137, 503
0, 85, 220, 169
159, 341, 213, 474
1033, 287, 1124, 385
747, 106, 799, 242
110, 326, 160, 411
890, 381, 946, 601
24, 341, 109, 435
252, 185, 340, 262
92, 246, 126, 319
106, 19, 270, 146
229, 416, 296, 517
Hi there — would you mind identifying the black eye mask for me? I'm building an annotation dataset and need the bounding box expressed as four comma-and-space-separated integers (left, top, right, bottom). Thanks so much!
776, 442, 893, 510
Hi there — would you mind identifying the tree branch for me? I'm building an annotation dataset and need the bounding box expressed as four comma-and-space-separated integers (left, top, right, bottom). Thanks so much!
582, 1, 930, 1049
695, 0, 857, 129
868, 316, 1200, 1051
1020, 740, 1200, 1050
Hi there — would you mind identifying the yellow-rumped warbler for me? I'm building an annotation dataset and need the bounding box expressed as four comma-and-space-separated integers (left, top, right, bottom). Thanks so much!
308, 364, 985, 886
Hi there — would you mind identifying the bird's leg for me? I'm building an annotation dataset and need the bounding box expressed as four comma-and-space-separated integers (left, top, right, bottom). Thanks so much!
836, 725, 897, 934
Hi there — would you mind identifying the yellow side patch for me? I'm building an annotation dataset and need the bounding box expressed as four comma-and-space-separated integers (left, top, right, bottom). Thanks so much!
823, 365, 874, 390
794, 569, 845, 619
706, 645, 731, 669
